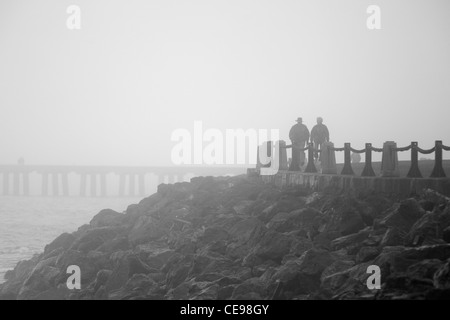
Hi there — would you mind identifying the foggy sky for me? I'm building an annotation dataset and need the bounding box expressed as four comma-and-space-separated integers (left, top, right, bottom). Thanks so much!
0, 0, 449, 166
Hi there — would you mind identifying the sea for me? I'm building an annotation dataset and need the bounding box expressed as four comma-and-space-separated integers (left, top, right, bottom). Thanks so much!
0, 196, 142, 284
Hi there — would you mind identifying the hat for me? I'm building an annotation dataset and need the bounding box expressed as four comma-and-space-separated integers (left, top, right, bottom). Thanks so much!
296, 117, 302, 122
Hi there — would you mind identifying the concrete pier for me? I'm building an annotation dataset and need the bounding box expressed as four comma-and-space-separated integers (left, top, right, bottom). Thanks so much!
0, 165, 246, 197
260, 171, 450, 196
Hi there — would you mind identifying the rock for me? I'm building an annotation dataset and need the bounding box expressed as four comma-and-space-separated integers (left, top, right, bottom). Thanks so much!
289, 237, 314, 257
97, 236, 130, 253
226, 218, 267, 259
320, 262, 373, 299
17, 256, 61, 300
267, 208, 325, 234
70, 227, 123, 253
199, 227, 230, 244
251, 230, 293, 263
231, 277, 266, 299
44, 233, 76, 254
90, 209, 124, 228
356, 246, 380, 263
380, 227, 405, 247
269, 248, 336, 297
433, 259, 450, 289
444, 226, 450, 243
105, 253, 153, 295
377, 198, 425, 233
339, 208, 366, 236
128, 215, 167, 245
320, 260, 355, 283
407, 207, 450, 246
331, 227, 371, 252
257, 197, 306, 223
109, 274, 156, 300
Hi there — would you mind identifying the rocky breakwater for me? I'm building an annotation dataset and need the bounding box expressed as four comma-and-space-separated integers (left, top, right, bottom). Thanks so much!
2, 174, 450, 300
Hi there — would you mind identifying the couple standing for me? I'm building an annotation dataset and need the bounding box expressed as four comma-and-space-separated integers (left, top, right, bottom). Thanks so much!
289, 117, 330, 171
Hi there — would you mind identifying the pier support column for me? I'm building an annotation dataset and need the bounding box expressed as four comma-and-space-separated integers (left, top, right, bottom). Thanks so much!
90, 174, 97, 197
42, 173, 49, 196
80, 173, 87, 197
130, 174, 136, 196
119, 174, 126, 197
62, 173, 69, 196
138, 174, 145, 197
100, 174, 107, 197
23, 172, 30, 196
2, 173, 9, 195
13, 172, 20, 196
52, 173, 59, 196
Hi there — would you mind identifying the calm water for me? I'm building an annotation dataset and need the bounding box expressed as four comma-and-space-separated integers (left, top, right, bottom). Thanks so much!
0, 196, 141, 284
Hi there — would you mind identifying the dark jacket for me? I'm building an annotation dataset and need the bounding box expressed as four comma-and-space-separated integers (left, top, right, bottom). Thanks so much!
311, 124, 329, 143
289, 123, 310, 143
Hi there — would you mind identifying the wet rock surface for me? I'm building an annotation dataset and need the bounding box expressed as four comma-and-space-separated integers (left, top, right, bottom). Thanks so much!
1, 175, 450, 300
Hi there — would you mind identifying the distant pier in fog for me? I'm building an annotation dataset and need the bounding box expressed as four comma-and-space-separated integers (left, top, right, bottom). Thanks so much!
0, 165, 246, 197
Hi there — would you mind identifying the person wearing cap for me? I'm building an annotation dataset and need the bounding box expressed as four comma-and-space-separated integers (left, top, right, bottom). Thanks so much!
289, 117, 310, 171
311, 117, 329, 161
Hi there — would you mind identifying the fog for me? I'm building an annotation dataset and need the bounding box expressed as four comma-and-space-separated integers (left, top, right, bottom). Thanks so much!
1, 0, 449, 166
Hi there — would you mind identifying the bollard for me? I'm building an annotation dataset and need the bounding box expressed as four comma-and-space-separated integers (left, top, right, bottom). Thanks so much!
321, 142, 337, 174
407, 142, 422, 178
361, 143, 375, 177
341, 143, 354, 175
430, 140, 446, 178
304, 143, 317, 173
278, 140, 288, 171
289, 143, 302, 172
381, 141, 399, 177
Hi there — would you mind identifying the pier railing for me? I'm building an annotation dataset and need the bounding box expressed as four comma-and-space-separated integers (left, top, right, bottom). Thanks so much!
257, 140, 450, 178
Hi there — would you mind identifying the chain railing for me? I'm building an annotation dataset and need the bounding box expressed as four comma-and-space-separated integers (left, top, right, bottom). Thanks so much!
257, 140, 450, 178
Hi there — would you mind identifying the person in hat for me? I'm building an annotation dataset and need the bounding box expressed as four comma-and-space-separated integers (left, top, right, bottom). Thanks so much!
311, 117, 329, 161
289, 117, 310, 171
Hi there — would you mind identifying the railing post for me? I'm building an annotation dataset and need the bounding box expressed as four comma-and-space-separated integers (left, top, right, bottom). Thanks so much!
431, 140, 446, 178
407, 142, 422, 178
278, 140, 288, 171
341, 143, 354, 175
381, 141, 399, 177
361, 143, 375, 177
289, 143, 301, 172
321, 142, 337, 174
304, 142, 317, 173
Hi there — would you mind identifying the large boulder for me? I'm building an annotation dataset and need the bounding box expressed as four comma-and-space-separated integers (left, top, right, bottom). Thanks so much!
44, 233, 76, 254
376, 198, 425, 233
70, 227, 123, 253
267, 208, 325, 234
251, 230, 293, 263
90, 209, 124, 228
128, 215, 167, 245
407, 206, 450, 246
